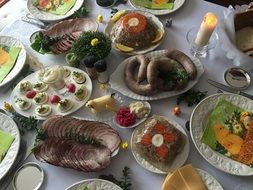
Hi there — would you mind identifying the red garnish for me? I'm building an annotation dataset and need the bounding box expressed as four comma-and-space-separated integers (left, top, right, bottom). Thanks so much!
164, 132, 175, 143
25, 90, 36, 99
155, 145, 169, 159
115, 107, 136, 127
50, 95, 61, 104
66, 83, 76, 93
141, 134, 152, 146
154, 123, 166, 134
39, 0, 51, 8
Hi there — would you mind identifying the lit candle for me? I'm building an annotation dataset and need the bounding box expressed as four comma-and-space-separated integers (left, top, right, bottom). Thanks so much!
194, 12, 218, 47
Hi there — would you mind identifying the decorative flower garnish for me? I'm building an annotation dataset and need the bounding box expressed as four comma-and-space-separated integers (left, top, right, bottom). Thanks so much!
4, 102, 13, 112
172, 105, 181, 116
97, 15, 103, 23
91, 38, 99, 46
121, 141, 129, 149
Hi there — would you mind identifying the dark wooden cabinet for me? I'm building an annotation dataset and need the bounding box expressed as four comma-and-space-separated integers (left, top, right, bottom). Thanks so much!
205, 0, 252, 7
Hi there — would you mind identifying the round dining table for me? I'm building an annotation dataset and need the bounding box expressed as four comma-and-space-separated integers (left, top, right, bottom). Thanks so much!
0, 0, 253, 189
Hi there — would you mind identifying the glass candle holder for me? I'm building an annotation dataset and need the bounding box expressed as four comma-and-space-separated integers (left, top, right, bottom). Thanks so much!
186, 27, 218, 58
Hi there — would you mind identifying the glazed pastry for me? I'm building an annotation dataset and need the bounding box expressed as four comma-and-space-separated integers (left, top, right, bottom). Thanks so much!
57, 99, 73, 113
64, 67, 71, 77
15, 98, 31, 111
34, 92, 49, 105
72, 71, 86, 84
19, 81, 32, 93
129, 101, 150, 119
33, 82, 49, 92
75, 86, 88, 101
115, 107, 136, 127
35, 105, 52, 117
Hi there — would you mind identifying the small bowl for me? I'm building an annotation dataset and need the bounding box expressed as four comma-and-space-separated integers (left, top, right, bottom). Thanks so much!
113, 101, 151, 129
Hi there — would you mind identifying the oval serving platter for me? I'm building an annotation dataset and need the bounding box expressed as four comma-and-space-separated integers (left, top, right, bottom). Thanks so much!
104, 10, 165, 55
109, 49, 204, 101
190, 93, 253, 176
10, 66, 92, 120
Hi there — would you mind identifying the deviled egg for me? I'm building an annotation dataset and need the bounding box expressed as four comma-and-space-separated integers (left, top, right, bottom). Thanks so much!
64, 68, 71, 78
35, 105, 52, 117
15, 98, 31, 111
34, 92, 49, 105
19, 81, 32, 93
72, 71, 86, 84
75, 86, 88, 101
57, 99, 73, 113
33, 82, 49, 92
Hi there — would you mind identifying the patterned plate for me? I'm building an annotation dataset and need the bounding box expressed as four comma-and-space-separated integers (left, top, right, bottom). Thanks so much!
65, 179, 122, 190
197, 169, 223, 190
129, 0, 186, 15
0, 36, 26, 88
0, 113, 20, 180
27, 0, 84, 22
190, 93, 253, 176
109, 50, 204, 100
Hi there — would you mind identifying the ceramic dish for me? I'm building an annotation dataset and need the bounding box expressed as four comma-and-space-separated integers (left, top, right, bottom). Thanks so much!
109, 49, 204, 100
0, 113, 20, 180
190, 93, 253, 176
113, 101, 151, 129
27, 0, 84, 22
131, 115, 190, 174
0, 36, 26, 88
104, 10, 164, 55
197, 169, 223, 190
65, 179, 122, 190
10, 66, 92, 120
129, 0, 185, 16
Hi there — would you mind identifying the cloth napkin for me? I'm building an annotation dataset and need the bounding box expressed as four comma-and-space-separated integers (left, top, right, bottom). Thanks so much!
0, 129, 15, 162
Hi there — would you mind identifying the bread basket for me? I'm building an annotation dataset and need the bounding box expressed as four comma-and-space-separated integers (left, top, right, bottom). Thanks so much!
218, 4, 253, 69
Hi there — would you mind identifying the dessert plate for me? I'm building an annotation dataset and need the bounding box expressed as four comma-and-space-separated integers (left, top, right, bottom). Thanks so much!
190, 93, 253, 176
27, 0, 84, 22
131, 115, 190, 174
104, 10, 164, 55
65, 179, 122, 190
0, 113, 20, 180
109, 49, 204, 100
129, 0, 186, 16
0, 36, 26, 88
10, 66, 92, 120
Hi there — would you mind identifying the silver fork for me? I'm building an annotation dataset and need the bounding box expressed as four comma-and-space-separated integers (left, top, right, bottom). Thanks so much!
21, 13, 48, 29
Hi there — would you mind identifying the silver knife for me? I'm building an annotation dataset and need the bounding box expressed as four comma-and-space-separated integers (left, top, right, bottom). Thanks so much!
207, 79, 253, 100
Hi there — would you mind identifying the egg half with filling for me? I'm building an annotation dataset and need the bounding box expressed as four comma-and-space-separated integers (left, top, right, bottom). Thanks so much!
72, 71, 86, 84
33, 82, 49, 92
75, 86, 88, 101
34, 92, 49, 105
57, 99, 73, 113
15, 98, 31, 111
19, 81, 32, 94
35, 105, 52, 117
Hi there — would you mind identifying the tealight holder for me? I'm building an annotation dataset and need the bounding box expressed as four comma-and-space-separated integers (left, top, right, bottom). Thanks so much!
186, 27, 218, 58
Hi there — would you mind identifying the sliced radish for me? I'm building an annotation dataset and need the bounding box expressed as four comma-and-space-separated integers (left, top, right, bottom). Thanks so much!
26, 90, 36, 99
66, 83, 76, 93
50, 95, 61, 104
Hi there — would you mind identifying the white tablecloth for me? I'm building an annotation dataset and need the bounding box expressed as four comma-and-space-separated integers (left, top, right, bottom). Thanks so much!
1, 0, 253, 190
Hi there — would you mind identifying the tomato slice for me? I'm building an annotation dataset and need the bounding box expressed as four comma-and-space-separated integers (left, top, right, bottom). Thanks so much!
39, 0, 51, 8
141, 134, 152, 146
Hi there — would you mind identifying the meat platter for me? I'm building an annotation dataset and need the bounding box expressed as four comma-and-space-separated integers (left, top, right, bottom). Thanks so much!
10, 66, 92, 120
34, 116, 121, 172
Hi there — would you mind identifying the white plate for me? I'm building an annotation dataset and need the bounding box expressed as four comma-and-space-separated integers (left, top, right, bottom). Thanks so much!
10, 66, 92, 120
190, 93, 253, 176
129, 0, 186, 16
104, 10, 164, 55
197, 169, 223, 190
65, 179, 122, 190
27, 0, 84, 22
109, 50, 204, 100
131, 115, 190, 174
113, 101, 151, 129
0, 36, 27, 88
0, 113, 20, 180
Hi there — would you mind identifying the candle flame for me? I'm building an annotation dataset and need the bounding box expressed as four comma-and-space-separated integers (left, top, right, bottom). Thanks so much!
204, 12, 218, 27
